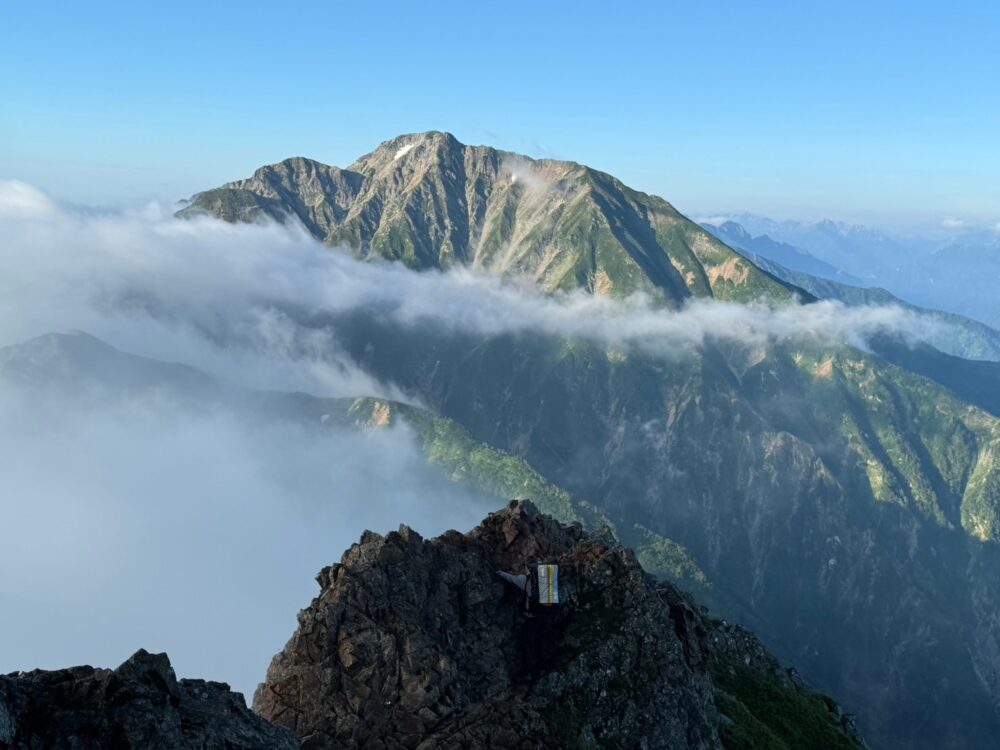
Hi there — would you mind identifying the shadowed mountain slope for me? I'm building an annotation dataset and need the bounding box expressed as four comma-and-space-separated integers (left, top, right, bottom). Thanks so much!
0, 334, 864, 748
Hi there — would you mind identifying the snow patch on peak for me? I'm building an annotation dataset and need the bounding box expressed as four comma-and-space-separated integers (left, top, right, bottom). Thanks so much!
394, 144, 415, 161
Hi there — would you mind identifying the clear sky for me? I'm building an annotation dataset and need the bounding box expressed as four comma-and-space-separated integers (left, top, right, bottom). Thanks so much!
2, 1, 998, 227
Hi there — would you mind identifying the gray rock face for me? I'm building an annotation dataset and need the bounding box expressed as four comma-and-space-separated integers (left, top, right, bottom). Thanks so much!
255, 501, 863, 749
0, 649, 297, 749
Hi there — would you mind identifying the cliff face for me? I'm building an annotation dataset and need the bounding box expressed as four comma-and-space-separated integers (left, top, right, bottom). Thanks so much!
255, 501, 864, 749
0, 650, 296, 749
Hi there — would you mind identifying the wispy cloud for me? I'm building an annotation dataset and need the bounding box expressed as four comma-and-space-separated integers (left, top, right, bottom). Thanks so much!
500, 155, 559, 192
693, 215, 733, 227
0, 181, 938, 374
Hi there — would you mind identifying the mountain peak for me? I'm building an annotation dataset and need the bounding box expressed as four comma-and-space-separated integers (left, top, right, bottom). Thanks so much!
353, 130, 463, 166
0, 331, 115, 371
717, 220, 751, 240
179, 135, 804, 306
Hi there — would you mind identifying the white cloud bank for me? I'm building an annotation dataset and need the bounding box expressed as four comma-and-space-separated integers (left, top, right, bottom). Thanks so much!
0, 181, 934, 373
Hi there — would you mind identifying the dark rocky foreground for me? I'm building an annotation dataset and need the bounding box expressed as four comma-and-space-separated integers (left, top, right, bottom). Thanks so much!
256, 501, 866, 749
1, 502, 865, 749
0, 649, 296, 749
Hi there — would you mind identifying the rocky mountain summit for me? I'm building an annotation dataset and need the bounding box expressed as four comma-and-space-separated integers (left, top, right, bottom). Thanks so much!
179, 131, 801, 305
0, 649, 296, 749
0, 502, 863, 749
255, 500, 864, 749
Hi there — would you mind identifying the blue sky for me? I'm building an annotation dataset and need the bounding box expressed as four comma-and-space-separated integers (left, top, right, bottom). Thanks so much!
2, 1, 998, 227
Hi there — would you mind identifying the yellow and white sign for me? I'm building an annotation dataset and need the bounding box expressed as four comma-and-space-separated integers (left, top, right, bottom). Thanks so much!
537, 564, 559, 605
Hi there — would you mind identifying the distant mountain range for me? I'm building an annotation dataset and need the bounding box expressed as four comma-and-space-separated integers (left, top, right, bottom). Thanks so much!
711, 214, 910, 277
702, 219, 866, 285
702, 213, 1000, 330
704, 219, 1000, 363
179, 131, 802, 307
161, 131, 1000, 747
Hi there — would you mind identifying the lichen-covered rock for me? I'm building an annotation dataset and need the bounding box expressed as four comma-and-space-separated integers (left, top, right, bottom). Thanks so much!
0, 649, 297, 749
255, 501, 864, 749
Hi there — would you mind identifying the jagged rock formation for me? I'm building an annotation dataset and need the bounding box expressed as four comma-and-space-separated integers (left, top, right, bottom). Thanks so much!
0, 649, 297, 749
179, 131, 802, 305
255, 501, 864, 749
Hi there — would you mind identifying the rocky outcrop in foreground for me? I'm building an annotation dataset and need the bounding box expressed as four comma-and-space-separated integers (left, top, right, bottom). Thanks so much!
0, 649, 296, 749
0, 502, 864, 749
255, 500, 865, 749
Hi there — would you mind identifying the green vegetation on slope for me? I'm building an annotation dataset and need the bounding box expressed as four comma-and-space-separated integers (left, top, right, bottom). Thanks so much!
777, 345, 1000, 542
713, 665, 859, 750
632, 523, 710, 589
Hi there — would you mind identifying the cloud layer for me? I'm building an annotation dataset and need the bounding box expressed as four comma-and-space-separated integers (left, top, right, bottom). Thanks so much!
0, 182, 936, 377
